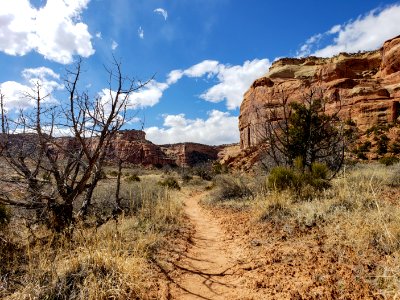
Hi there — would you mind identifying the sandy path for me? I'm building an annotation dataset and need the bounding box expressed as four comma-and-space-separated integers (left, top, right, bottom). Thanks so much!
169, 192, 244, 300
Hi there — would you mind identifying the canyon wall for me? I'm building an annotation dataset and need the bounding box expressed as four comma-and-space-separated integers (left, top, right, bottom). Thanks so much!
239, 35, 400, 149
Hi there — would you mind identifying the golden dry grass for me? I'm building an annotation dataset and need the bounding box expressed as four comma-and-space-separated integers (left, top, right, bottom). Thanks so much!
209, 163, 400, 298
1, 177, 183, 300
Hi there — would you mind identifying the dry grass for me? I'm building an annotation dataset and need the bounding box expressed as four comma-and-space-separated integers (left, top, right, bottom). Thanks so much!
1, 176, 183, 300
210, 163, 400, 298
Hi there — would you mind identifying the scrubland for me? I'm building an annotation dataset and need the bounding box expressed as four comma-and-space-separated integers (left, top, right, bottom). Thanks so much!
207, 163, 400, 298
0, 172, 183, 299
2, 162, 400, 299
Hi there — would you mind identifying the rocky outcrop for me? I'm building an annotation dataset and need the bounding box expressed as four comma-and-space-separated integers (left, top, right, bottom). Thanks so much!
1, 130, 226, 167
55, 130, 223, 167
239, 35, 400, 149
160, 143, 222, 167
105, 130, 175, 166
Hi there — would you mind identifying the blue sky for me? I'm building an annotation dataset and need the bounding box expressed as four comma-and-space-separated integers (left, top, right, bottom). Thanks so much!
1, 0, 400, 145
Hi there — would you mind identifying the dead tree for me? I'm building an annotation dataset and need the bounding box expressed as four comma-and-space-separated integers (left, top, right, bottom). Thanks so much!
0, 58, 146, 232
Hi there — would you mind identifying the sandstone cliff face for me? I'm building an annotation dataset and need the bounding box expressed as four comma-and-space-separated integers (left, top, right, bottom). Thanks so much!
56, 130, 222, 167
106, 130, 175, 166
239, 35, 400, 149
160, 143, 221, 167
4, 130, 223, 168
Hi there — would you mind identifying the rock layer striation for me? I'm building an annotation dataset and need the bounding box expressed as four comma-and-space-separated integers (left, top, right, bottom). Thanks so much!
239, 35, 400, 149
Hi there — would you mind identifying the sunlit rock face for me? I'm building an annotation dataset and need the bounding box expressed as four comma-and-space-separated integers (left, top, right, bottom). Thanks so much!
239, 35, 400, 149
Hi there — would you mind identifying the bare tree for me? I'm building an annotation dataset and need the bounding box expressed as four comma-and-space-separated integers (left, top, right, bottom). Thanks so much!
260, 88, 345, 175
0, 58, 146, 232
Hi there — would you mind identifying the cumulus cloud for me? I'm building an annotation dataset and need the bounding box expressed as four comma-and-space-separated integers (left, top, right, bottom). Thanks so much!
111, 40, 118, 50
154, 8, 168, 20
184, 60, 220, 77
97, 80, 168, 111
138, 26, 144, 39
128, 80, 168, 109
0, 0, 94, 64
298, 4, 400, 57
145, 110, 239, 145
166, 59, 270, 110
0, 67, 63, 110
200, 59, 270, 109
95, 32, 102, 39
166, 69, 184, 85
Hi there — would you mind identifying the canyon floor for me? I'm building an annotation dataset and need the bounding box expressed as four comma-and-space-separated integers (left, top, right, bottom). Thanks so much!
156, 188, 381, 300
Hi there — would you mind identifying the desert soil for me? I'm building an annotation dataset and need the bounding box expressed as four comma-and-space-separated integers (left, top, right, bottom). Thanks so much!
157, 189, 379, 300
167, 191, 248, 299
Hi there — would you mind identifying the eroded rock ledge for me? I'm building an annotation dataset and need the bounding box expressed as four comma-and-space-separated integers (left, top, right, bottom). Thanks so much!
239, 35, 400, 149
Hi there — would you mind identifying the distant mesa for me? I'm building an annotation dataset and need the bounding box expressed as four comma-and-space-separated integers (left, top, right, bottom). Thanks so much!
0, 129, 222, 168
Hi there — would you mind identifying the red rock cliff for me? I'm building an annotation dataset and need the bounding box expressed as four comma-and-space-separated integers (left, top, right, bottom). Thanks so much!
239, 35, 400, 149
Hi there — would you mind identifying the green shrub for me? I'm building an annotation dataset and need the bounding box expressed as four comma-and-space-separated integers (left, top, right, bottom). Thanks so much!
108, 170, 119, 177
357, 152, 368, 160
0, 204, 10, 226
210, 175, 253, 201
268, 163, 331, 196
193, 165, 214, 181
125, 174, 141, 182
212, 162, 228, 175
390, 140, 400, 154
376, 134, 390, 155
267, 166, 298, 191
311, 162, 329, 180
379, 156, 400, 166
181, 174, 193, 183
158, 177, 181, 190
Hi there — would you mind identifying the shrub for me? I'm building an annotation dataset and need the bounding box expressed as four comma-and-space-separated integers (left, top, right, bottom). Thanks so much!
376, 134, 390, 155
158, 177, 181, 190
268, 163, 331, 197
210, 175, 253, 201
181, 174, 193, 183
379, 156, 400, 166
311, 162, 329, 180
212, 162, 228, 174
193, 164, 214, 181
390, 140, 400, 154
267, 166, 298, 191
0, 204, 10, 226
125, 174, 141, 182
108, 170, 119, 177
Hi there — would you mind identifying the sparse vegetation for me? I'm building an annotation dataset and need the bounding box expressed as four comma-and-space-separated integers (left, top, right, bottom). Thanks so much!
261, 88, 345, 174
158, 176, 181, 190
0, 203, 10, 226
379, 156, 400, 166
125, 173, 141, 182
208, 174, 253, 202
207, 163, 400, 297
0, 176, 183, 299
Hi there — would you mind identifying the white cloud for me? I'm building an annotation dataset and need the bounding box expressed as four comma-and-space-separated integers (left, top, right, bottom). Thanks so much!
299, 4, 400, 57
184, 60, 220, 77
0, 67, 63, 110
138, 26, 144, 39
0, 0, 94, 64
154, 8, 168, 21
200, 59, 270, 109
111, 40, 118, 50
95, 32, 102, 39
165, 58, 270, 110
166, 69, 184, 85
97, 80, 168, 111
128, 80, 168, 109
145, 110, 239, 145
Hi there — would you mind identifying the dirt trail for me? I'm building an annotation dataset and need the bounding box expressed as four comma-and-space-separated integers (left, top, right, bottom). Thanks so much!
169, 191, 245, 300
